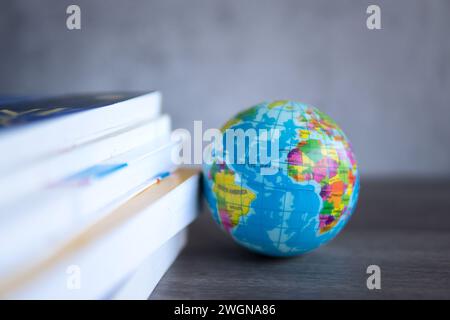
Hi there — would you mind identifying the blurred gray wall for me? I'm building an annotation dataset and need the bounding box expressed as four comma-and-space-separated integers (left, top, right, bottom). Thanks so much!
0, 0, 449, 177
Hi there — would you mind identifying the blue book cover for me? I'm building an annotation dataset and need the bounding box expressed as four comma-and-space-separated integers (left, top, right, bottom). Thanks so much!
0, 92, 147, 131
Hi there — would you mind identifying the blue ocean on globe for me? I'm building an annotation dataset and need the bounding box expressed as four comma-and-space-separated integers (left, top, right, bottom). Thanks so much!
203, 100, 360, 257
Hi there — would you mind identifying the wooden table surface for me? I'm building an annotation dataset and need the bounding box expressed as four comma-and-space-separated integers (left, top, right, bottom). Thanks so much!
151, 179, 450, 299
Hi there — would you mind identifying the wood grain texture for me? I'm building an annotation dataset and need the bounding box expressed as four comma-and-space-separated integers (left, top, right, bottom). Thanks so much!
150, 179, 450, 299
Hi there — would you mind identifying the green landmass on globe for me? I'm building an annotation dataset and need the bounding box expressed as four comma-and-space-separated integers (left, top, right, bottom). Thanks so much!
203, 100, 360, 257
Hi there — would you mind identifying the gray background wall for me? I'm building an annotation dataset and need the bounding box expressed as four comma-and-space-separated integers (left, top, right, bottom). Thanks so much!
0, 0, 449, 177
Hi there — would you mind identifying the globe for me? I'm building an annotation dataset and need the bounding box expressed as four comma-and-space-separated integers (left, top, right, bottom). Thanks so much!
202, 100, 360, 257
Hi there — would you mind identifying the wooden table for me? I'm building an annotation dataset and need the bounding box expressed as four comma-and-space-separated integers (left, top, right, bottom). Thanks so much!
151, 179, 450, 299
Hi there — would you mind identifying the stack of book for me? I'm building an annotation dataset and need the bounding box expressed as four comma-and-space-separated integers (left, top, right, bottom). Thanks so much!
0, 92, 200, 299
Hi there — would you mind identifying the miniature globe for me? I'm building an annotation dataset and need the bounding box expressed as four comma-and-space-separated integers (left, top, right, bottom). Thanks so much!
202, 100, 360, 257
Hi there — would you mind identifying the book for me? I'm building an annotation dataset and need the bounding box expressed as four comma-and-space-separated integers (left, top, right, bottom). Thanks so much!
0, 92, 161, 171
0, 114, 171, 205
0, 169, 200, 299
0, 138, 180, 276
110, 229, 187, 300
